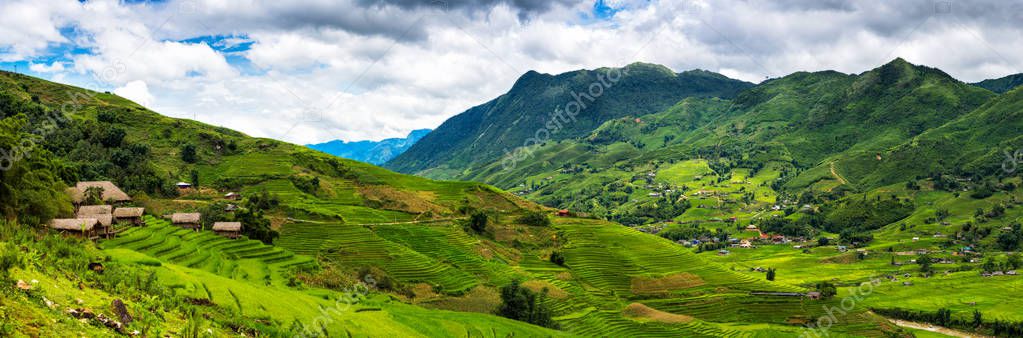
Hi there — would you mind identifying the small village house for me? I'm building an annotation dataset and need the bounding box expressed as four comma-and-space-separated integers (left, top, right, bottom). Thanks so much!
176, 182, 193, 190
739, 239, 753, 248
212, 222, 243, 239
224, 192, 240, 200
806, 291, 822, 300
67, 181, 131, 205
113, 207, 145, 225
746, 224, 758, 231
50, 218, 99, 238
556, 209, 570, 217
172, 213, 202, 230
76, 205, 114, 238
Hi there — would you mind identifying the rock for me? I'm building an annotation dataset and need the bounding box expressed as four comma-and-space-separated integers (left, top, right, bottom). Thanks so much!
15, 280, 31, 290
43, 297, 56, 309
112, 299, 132, 324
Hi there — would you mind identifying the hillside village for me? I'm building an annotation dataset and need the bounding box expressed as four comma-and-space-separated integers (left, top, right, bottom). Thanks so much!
50, 181, 244, 240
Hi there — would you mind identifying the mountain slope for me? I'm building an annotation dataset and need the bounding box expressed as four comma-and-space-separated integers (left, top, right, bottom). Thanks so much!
973, 73, 1023, 93
458, 59, 997, 221
0, 71, 899, 337
385, 63, 754, 178
307, 128, 431, 165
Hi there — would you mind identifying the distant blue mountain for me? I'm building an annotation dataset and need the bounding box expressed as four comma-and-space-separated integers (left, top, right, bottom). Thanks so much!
307, 129, 432, 165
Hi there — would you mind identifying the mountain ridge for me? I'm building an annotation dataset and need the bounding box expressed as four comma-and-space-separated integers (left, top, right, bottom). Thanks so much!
385, 63, 754, 177
307, 128, 431, 165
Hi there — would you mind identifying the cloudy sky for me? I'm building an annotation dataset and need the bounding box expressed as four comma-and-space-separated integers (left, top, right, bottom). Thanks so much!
1, 0, 1021, 144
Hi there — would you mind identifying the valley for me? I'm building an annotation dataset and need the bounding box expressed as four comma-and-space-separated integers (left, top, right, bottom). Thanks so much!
2, 57, 1023, 337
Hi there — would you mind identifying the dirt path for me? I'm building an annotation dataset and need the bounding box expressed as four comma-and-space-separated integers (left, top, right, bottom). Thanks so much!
284, 217, 464, 226
885, 318, 992, 338
829, 161, 848, 186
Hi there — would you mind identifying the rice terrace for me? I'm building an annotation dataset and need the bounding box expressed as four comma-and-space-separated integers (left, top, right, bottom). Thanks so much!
2, 0, 1023, 337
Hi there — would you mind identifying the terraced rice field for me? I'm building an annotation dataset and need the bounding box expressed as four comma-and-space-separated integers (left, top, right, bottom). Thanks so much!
554, 219, 793, 296
278, 222, 479, 294
102, 216, 316, 285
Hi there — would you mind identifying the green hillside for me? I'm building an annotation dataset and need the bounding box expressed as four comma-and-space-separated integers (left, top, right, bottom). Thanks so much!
0, 71, 905, 336
385, 63, 753, 178
973, 73, 1023, 93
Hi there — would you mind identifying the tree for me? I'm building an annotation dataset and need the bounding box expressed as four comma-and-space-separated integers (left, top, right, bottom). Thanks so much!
516, 211, 551, 227
766, 268, 776, 281
549, 251, 565, 266
190, 169, 200, 190
467, 211, 488, 234
496, 279, 558, 329
815, 281, 837, 299
973, 309, 983, 328
1009, 253, 1022, 270
817, 237, 830, 246
917, 253, 932, 273
0, 114, 72, 226
180, 143, 197, 163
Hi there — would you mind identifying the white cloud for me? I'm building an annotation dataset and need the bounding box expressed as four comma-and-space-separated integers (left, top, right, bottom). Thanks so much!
114, 80, 154, 108
1, 0, 1021, 145
29, 61, 65, 73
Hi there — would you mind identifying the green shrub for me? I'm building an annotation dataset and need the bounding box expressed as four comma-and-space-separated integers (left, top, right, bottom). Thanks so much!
516, 211, 550, 227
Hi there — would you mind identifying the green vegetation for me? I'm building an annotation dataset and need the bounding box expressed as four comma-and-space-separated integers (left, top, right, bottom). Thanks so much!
8, 56, 1023, 336
387, 63, 753, 177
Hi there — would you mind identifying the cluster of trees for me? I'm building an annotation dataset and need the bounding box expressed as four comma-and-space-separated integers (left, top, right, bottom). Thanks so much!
823, 195, 914, 234
197, 189, 280, 244
0, 113, 72, 226
289, 175, 320, 195
981, 253, 1022, 272
496, 279, 558, 329
814, 281, 837, 299
516, 211, 551, 227
997, 223, 1023, 251
757, 215, 819, 238
658, 224, 720, 242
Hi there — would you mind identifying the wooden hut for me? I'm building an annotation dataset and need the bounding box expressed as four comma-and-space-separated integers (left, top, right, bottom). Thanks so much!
212, 222, 242, 239
50, 218, 99, 238
172, 213, 201, 230
67, 181, 131, 205
113, 207, 145, 225
77, 205, 114, 238
224, 192, 240, 200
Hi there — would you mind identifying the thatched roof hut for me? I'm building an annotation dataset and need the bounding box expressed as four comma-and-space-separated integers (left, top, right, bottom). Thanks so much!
212, 222, 242, 232
51, 218, 97, 231
78, 205, 113, 216
212, 222, 242, 238
89, 214, 113, 227
172, 213, 201, 224
113, 207, 144, 218
67, 181, 131, 203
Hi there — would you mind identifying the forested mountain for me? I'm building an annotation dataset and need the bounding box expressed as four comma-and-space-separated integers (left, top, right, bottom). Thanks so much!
308, 128, 431, 165
973, 73, 1023, 93
452, 59, 1019, 223
385, 63, 753, 178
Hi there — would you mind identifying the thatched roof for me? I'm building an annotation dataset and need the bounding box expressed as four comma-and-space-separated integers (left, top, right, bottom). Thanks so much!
90, 214, 113, 227
68, 181, 131, 203
51, 218, 97, 231
172, 213, 201, 224
77, 205, 113, 216
113, 207, 144, 218
212, 222, 242, 232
